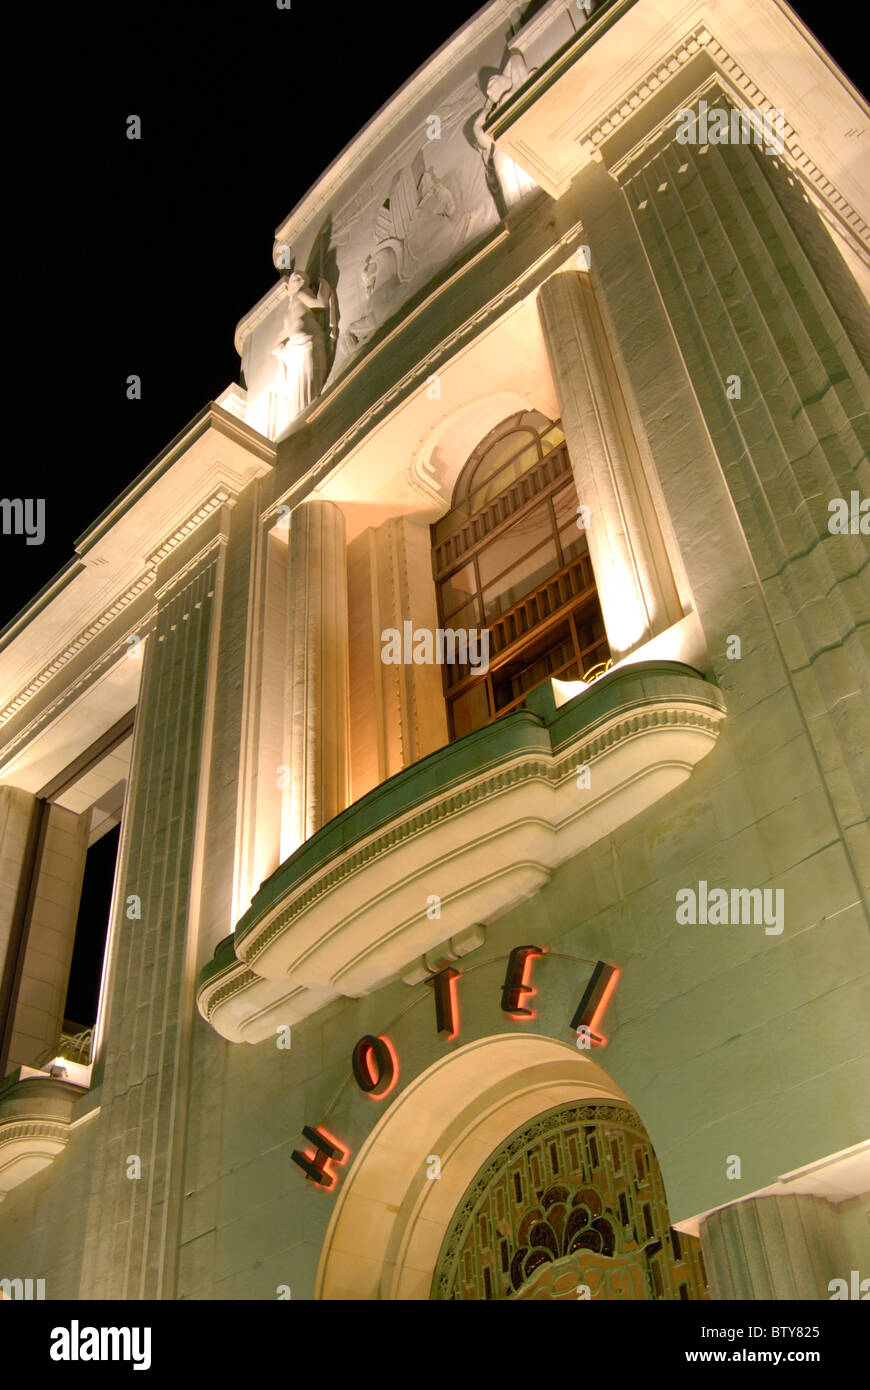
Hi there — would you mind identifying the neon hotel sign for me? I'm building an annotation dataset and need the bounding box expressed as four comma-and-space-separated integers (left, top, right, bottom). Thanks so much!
291, 949, 619, 1189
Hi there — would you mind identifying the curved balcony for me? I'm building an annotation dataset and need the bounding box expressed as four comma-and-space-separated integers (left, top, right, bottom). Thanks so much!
197, 660, 726, 1043
0, 1073, 89, 1202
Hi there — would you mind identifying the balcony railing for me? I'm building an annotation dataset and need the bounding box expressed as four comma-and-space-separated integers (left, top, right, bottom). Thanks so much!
33, 1027, 94, 1070
488, 552, 597, 657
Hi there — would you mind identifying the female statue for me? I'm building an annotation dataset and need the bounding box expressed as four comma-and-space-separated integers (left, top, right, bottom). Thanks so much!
472, 53, 539, 215
272, 270, 334, 422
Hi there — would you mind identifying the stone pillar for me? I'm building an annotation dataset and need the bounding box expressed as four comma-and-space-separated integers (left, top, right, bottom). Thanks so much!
0, 787, 41, 1073
4, 804, 90, 1072
700, 1195, 851, 1299
347, 516, 449, 800
537, 269, 681, 659
284, 499, 351, 852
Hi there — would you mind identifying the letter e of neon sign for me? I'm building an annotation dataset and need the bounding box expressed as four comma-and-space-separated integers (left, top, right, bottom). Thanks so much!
501, 945, 544, 1016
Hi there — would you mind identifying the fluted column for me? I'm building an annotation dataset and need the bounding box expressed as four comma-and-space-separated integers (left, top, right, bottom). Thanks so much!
377, 516, 449, 778
0, 787, 41, 1073
284, 499, 351, 852
537, 269, 681, 659
700, 1195, 851, 1300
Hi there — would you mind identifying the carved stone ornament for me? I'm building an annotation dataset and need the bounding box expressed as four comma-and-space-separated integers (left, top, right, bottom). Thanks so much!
271, 266, 337, 426
471, 49, 540, 216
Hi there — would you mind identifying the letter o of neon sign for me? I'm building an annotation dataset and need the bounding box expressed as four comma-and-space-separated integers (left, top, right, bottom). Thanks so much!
351, 1034, 396, 1097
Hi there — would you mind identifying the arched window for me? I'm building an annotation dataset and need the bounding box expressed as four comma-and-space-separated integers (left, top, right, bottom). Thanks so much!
431, 412, 610, 738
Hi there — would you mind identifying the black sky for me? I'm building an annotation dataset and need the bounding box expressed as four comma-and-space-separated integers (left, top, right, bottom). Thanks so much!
65, 822, 121, 1027
3, 0, 865, 633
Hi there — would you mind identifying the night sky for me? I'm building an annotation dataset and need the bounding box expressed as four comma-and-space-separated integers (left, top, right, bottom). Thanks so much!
65, 823, 121, 1028
2, 0, 865, 634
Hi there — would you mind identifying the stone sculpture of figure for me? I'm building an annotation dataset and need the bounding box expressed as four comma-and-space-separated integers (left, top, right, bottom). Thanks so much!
346, 152, 463, 349
271, 269, 333, 422
472, 51, 539, 213
367, 153, 457, 293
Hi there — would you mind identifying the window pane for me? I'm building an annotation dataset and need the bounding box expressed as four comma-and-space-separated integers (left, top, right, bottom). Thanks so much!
559, 522, 591, 569
540, 423, 566, 455
482, 538, 558, 621
439, 596, 480, 637
551, 481, 578, 530
552, 488, 589, 567
450, 681, 490, 738
439, 562, 476, 619
443, 625, 490, 689
574, 608, 609, 667
477, 502, 552, 589
470, 441, 540, 513
472, 432, 533, 488
491, 621, 578, 711
433, 504, 470, 548
521, 409, 552, 433
432, 415, 610, 745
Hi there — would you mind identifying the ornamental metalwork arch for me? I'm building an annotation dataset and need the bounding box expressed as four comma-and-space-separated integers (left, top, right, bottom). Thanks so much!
431, 1101, 709, 1300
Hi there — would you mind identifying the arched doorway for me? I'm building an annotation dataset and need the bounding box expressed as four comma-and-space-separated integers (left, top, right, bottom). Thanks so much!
315, 1035, 707, 1299
432, 1099, 708, 1300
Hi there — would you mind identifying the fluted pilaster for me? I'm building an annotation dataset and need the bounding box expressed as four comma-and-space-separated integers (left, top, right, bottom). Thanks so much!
285, 500, 351, 850
614, 117, 870, 886
700, 1195, 850, 1300
80, 552, 220, 1299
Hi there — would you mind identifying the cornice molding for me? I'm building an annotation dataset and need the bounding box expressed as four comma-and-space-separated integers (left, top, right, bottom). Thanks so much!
589, 27, 870, 255
579, 24, 711, 160
73, 405, 274, 558
490, 0, 870, 237
0, 490, 230, 744
0, 578, 154, 733
1, 434, 270, 746
147, 491, 232, 574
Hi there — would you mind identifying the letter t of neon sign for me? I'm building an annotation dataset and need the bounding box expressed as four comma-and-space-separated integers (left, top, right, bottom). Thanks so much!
570, 960, 619, 1043
428, 967, 460, 1039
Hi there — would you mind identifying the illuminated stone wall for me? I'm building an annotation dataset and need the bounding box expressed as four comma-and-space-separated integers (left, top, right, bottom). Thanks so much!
0, 0, 867, 1303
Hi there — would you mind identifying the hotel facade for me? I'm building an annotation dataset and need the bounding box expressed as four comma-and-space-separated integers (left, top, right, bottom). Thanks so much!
1, 0, 868, 1301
